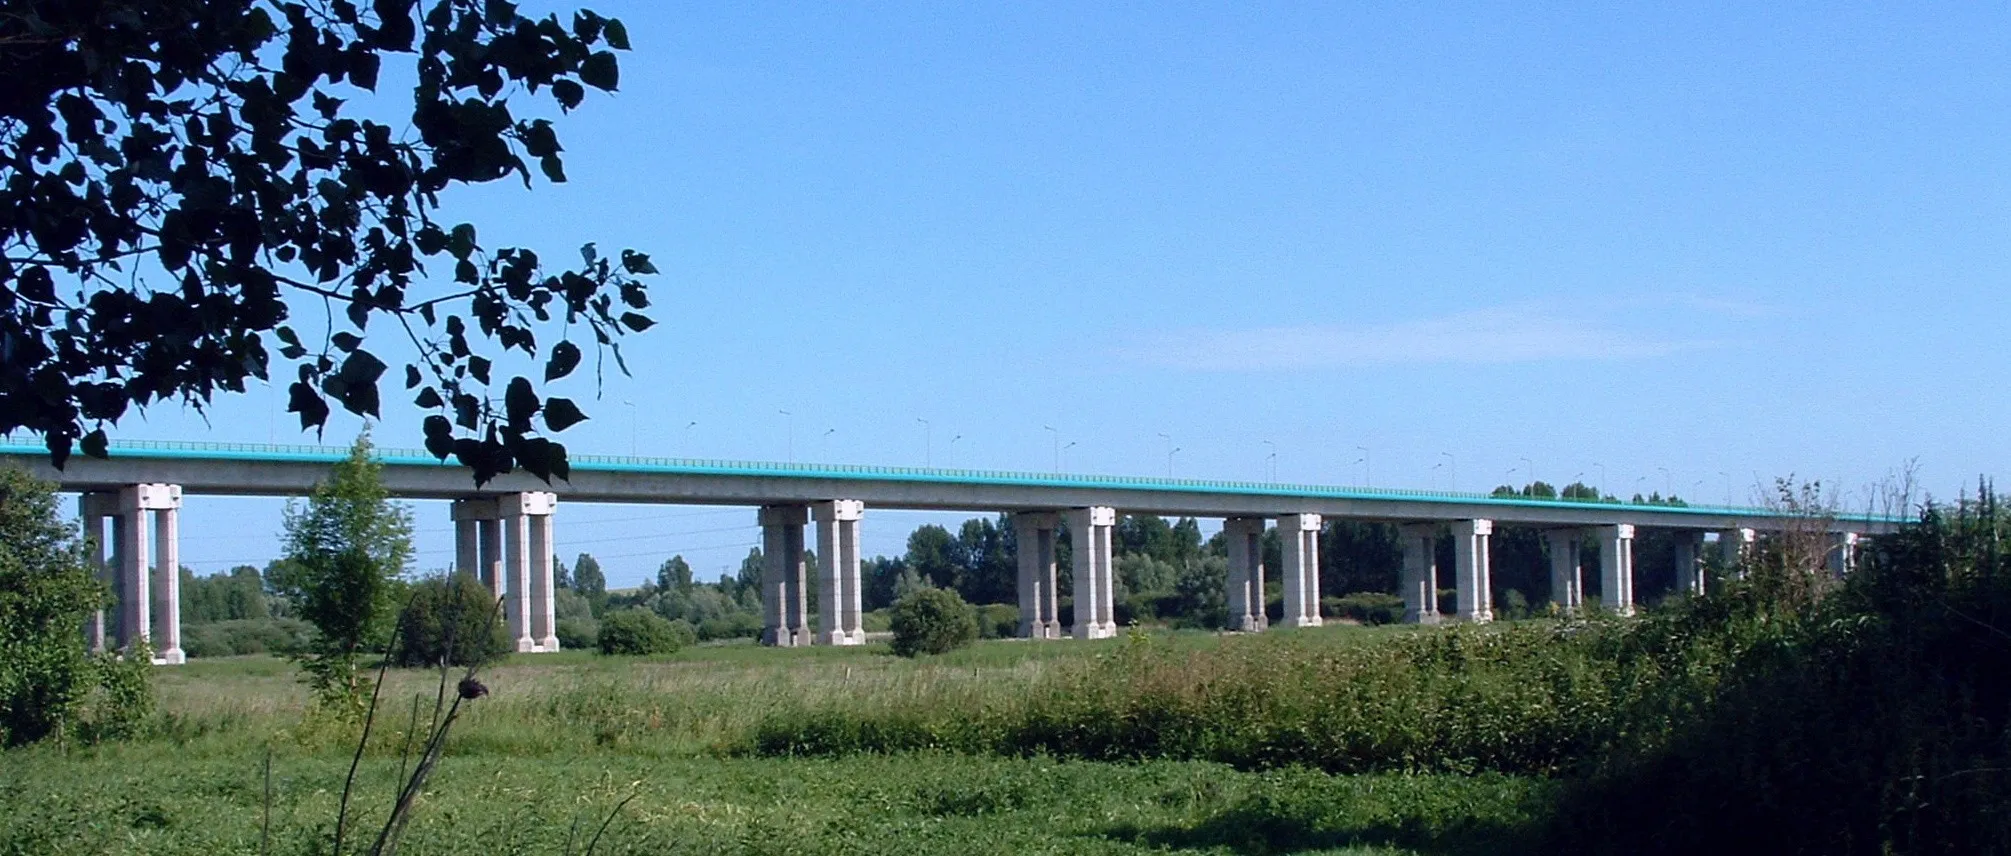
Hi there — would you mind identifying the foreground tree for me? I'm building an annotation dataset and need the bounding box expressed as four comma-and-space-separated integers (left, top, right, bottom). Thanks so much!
1, 0, 655, 483
276, 431, 413, 714
0, 467, 152, 746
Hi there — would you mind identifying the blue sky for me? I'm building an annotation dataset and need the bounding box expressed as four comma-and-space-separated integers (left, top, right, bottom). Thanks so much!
109, 3, 2011, 586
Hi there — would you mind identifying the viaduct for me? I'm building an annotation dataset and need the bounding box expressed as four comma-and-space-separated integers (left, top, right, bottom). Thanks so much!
0, 439, 1897, 664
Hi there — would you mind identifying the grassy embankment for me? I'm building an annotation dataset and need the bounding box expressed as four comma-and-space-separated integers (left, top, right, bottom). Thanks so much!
2, 626, 1555, 855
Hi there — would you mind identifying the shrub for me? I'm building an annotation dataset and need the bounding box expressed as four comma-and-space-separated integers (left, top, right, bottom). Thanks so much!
696, 612, 761, 642
391, 573, 510, 667
596, 608, 684, 656
1329, 592, 1405, 625
183, 617, 315, 658
664, 618, 699, 649
888, 587, 978, 657
554, 617, 599, 651
0, 467, 157, 747
974, 603, 1019, 639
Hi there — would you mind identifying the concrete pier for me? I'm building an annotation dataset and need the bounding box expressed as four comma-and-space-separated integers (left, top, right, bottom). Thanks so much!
1399, 523, 1441, 624
79, 485, 185, 663
1067, 506, 1117, 639
760, 504, 812, 647
1278, 513, 1323, 627
1545, 529, 1584, 613
1719, 527, 1756, 578
1829, 531, 1860, 578
1597, 523, 1635, 616
1012, 511, 1063, 639
1673, 531, 1706, 596
814, 500, 867, 645
456, 493, 559, 651
1224, 517, 1268, 631
1452, 519, 1493, 622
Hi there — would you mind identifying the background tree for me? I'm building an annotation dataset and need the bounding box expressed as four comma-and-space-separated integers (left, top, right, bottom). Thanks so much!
276, 431, 414, 714
1, 0, 655, 484
0, 467, 153, 746
570, 551, 605, 608
391, 572, 507, 668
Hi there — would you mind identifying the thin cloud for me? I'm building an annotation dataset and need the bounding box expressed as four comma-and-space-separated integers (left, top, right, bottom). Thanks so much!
1120, 307, 1715, 371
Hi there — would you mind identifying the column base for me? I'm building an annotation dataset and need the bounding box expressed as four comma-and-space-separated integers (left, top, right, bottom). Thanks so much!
763, 628, 813, 647
1402, 610, 1441, 625
1280, 616, 1324, 629
1458, 610, 1494, 623
1072, 623, 1118, 640
514, 637, 538, 653
153, 648, 186, 665
537, 635, 560, 652
1231, 616, 1268, 632
817, 631, 867, 646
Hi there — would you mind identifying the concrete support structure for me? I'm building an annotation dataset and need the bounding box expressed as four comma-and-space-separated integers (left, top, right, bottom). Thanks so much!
1012, 512, 1063, 639
1224, 517, 1269, 631
813, 500, 867, 645
453, 493, 559, 652
760, 504, 812, 647
78, 485, 184, 664
1829, 531, 1860, 578
1672, 531, 1706, 596
1719, 527, 1756, 578
1067, 506, 1117, 639
1452, 519, 1494, 622
1399, 523, 1441, 624
1596, 524, 1636, 616
1545, 530, 1584, 613
1278, 513, 1323, 628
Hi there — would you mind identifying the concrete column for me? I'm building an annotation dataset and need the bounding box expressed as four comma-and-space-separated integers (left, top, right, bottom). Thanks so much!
530, 511, 558, 650
1545, 529, 1583, 613
1828, 531, 1860, 578
760, 504, 811, 647
814, 500, 867, 645
1224, 517, 1268, 631
450, 505, 483, 578
1597, 524, 1636, 616
477, 517, 503, 595
1278, 513, 1323, 628
1012, 512, 1062, 639
116, 485, 154, 653
1399, 524, 1440, 624
1673, 531, 1706, 596
1067, 506, 1117, 639
79, 492, 117, 653
152, 500, 184, 664
1452, 519, 1493, 622
501, 506, 534, 651
1718, 528, 1755, 579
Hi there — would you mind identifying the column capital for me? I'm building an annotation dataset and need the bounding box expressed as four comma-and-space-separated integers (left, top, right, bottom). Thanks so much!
1455, 518, 1493, 536
121, 483, 181, 510
759, 504, 810, 526
500, 491, 557, 516
1071, 506, 1116, 527
1012, 510, 1061, 529
1223, 516, 1267, 535
450, 497, 502, 520
1279, 512, 1321, 531
1599, 523, 1635, 539
812, 499, 865, 522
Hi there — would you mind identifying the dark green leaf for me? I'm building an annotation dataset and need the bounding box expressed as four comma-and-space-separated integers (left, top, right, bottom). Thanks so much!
545, 340, 581, 381
543, 397, 587, 432
580, 52, 619, 91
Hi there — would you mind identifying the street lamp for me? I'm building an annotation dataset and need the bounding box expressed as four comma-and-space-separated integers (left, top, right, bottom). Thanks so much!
1520, 457, 1534, 489
1594, 462, 1607, 495
916, 418, 931, 467
1720, 471, 1733, 507
1440, 452, 1456, 492
1658, 466, 1672, 498
949, 434, 963, 468
778, 410, 793, 462
622, 400, 637, 456
1168, 447, 1182, 478
1043, 425, 1059, 471
1356, 445, 1370, 486
1262, 439, 1277, 482
1062, 441, 1077, 472
822, 427, 836, 462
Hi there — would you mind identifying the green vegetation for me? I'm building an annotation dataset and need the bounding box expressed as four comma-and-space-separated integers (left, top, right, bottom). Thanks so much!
0, 467, 154, 747
888, 587, 979, 657
596, 608, 689, 656
390, 573, 510, 668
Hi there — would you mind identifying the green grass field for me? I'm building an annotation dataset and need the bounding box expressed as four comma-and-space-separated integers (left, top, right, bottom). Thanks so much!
2, 626, 1559, 855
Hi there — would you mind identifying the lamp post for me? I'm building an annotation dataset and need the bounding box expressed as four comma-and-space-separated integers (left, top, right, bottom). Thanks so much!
822, 428, 836, 462
622, 400, 637, 456
1520, 457, 1534, 490
1262, 439, 1277, 482
1043, 425, 1059, 471
1167, 447, 1182, 478
778, 410, 793, 462
916, 418, 931, 467
1441, 452, 1456, 492
1356, 445, 1370, 486
683, 420, 697, 456
1062, 441, 1077, 472
1720, 471, 1733, 507
948, 434, 963, 468
1658, 466, 1672, 498
1594, 462, 1607, 496
1157, 432, 1172, 475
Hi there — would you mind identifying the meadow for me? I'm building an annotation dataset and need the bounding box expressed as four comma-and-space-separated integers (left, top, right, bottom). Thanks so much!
2, 627, 1557, 856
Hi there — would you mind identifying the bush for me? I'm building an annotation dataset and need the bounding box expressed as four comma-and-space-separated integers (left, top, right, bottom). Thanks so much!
664, 618, 699, 649
974, 603, 1018, 639
888, 588, 978, 657
696, 612, 761, 642
0, 467, 155, 747
183, 617, 315, 658
554, 617, 599, 651
596, 608, 684, 656
390, 573, 510, 668
1328, 592, 1405, 625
